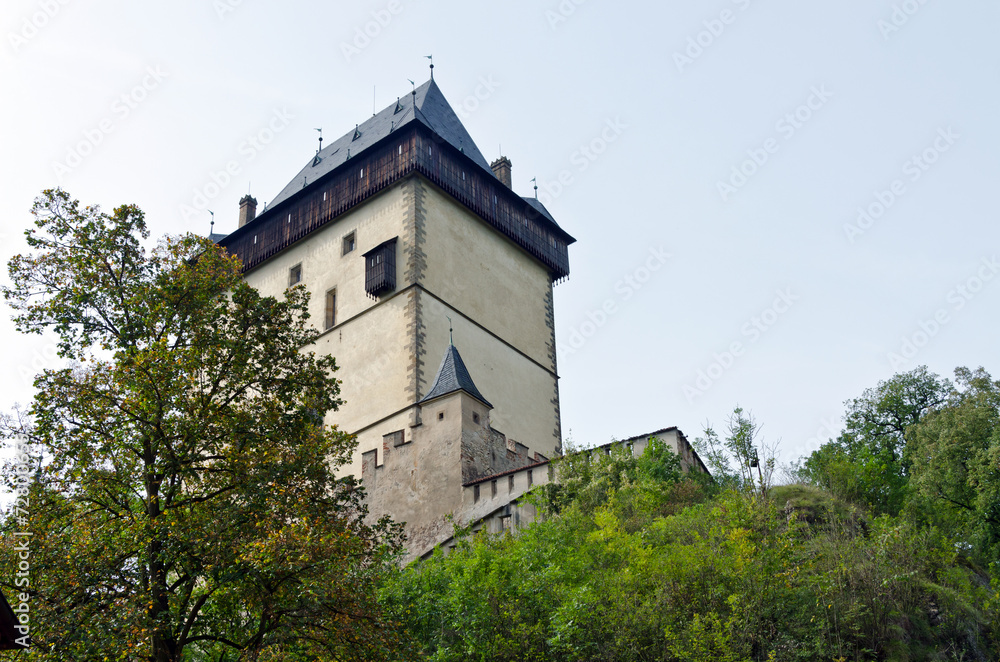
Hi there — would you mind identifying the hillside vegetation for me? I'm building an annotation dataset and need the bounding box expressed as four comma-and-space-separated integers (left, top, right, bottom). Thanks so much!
385, 368, 1000, 661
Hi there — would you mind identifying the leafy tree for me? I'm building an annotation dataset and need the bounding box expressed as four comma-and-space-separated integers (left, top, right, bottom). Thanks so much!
0, 190, 407, 661
801, 366, 950, 515
693, 407, 775, 495
907, 367, 1000, 562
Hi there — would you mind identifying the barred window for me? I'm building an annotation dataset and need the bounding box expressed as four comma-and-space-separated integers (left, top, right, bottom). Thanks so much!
362, 237, 397, 299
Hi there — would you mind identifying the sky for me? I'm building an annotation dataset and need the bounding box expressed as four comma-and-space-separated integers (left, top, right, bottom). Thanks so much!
1, 0, 998, 469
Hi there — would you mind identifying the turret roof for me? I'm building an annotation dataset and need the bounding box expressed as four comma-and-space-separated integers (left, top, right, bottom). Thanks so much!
419, 344, 492, 408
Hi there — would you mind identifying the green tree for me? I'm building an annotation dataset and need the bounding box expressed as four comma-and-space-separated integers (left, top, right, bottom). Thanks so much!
693, 407, 775, 495
801, 366, 950, 515
907, 367, 1000, 562
0, 190, 407, 661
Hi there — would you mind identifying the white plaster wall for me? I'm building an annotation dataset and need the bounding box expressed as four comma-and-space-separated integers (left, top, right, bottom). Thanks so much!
419, 185, 554, 369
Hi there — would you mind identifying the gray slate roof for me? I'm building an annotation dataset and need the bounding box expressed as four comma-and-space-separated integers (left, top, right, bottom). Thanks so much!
522, 196, 556, 224
268, 79, 494, 209
420, 344, 492, 408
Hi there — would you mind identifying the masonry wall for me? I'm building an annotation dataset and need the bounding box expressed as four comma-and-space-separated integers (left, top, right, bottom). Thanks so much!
238, 173, 565, 497
418, 183, 562, 458
241, 182, 414, 477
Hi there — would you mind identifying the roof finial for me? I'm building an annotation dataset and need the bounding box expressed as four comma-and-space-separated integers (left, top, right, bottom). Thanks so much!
408, 78, 416, 101
314, 127, 323, 153
447, 316, 453, 345
425, 54, 434, 80
208, 210, 215, 237
531, 177, 538, 199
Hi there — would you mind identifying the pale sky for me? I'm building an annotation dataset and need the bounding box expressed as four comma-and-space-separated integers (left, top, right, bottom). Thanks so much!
1, 0, 998, 467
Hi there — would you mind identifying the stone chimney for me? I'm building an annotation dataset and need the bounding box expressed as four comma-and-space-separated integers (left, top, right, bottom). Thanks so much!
238, 195, 257, 228
490, 156, 512, 189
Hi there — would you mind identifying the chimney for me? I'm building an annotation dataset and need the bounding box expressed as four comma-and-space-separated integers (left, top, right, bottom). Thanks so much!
238, 195, 257, 228
490, 156, 512, 189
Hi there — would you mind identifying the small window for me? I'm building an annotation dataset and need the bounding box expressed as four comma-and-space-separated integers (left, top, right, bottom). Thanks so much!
491, 480, 497, 498
323, 191, 327, 201
398, 145, 402, 155
288, 264, 302, 287
359, 168, 364, 178
527, 470, 534, 487
473, 484, 480, 504
508, 475, 514, 493
472, 412, 480, 425
325, 289, 336, 329
342, 232, 356, 256
438, 412, 444, 421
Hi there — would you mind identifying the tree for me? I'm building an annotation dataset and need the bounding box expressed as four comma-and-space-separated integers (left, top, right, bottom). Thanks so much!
0, 190, 407, 661
800, 366, 950, 515
907, 367, 1000, 562
693, 407, 776, 495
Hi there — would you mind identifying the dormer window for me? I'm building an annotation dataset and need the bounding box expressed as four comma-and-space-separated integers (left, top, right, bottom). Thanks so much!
362, 237, 397, 299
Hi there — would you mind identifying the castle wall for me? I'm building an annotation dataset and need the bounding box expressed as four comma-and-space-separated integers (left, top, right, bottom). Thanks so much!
241, 183, 415, 476
417, 185, 562, 457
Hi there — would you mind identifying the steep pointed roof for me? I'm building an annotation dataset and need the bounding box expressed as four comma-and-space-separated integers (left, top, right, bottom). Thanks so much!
419, 344, 492, 408
268, 79, 493, 209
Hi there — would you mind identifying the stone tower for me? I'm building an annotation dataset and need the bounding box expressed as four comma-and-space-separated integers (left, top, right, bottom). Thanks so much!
216, 78, 574, 556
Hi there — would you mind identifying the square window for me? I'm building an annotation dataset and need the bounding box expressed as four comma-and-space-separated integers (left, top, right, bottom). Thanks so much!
325, 289, 336, 329
438, 412, 444, 421
288, 264, 302, 287
343, 232, 356, 256
472, 412, 480, 425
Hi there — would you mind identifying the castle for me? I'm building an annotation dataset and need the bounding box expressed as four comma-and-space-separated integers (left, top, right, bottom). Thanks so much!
215, 74, 705, 560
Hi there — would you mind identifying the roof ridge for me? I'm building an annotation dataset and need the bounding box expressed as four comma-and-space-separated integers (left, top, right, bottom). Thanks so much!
265, 77, 494, 210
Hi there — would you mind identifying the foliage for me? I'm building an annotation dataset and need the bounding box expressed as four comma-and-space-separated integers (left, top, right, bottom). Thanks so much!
800, 366, 951, 516
693, 408, 776, 496
906, 367, 1000, 563
386, 434, 998, 660
0, 190, 408, 661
